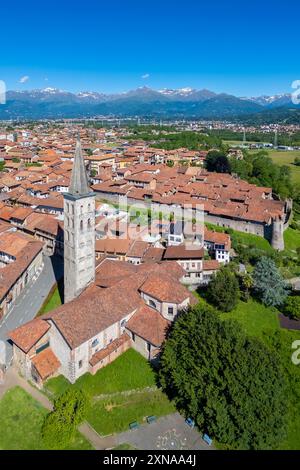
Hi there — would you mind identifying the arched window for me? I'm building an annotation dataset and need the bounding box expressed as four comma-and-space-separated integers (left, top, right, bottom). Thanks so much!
87, 218, 91, 229
80, 220, 84, 231
88, 203, 91, 212
80, 205, 83, 214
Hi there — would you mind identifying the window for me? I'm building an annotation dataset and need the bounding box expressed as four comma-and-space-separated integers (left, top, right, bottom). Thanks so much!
168, 306, 174, 315
78, 360, 83, 369
80, 220, 83, 231
36, 341, 50, 354
92, 338, 99, 348
149, 299, 157, 309
146, 342, 151, 352
132, 332, 135, 342
87, 218, 91, 229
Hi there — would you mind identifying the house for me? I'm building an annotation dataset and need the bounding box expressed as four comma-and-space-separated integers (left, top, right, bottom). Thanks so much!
9, 259, 195, 387
0, 231, 44, 318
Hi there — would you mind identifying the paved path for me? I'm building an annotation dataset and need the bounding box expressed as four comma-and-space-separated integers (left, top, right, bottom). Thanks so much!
116, 413, 213, 450
0, 255, 63, 365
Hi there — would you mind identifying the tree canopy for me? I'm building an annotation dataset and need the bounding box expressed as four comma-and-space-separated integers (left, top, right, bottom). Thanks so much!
206, 266, 240, 311
252, 256, 289, 307
159, 304, 287, 449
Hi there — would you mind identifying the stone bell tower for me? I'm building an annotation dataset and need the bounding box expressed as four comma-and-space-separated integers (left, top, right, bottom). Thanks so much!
63, 135, 95, 303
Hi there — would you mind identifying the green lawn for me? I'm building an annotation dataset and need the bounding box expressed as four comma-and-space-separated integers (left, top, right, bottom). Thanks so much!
45, 348, 157, 398
263, 150, 300, 184
38, 285, 63, 316
218, 298, 300, 450
87, 390, 175, 436
0, 387, 92, 450
284, 227, 300, 254
224, 298, 279, 339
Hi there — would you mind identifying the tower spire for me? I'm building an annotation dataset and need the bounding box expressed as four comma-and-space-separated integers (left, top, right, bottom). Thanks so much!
69, 135, 90, 196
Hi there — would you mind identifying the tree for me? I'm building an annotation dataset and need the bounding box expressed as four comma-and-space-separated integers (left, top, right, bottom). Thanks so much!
206, 267, 240, 312
54, 389, 89, 426
205, 151, 231, 173
42, 389, 89, 449
42, 410, 75, 449
252, 256, 289, 307
239, 272, 253, 301
283, 295, 300, 320
159, 304, 287, 449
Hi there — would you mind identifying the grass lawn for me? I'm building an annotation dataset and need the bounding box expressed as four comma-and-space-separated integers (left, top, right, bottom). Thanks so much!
38, 285, 63, 316
284, 227, 300, 254
262, 149, 300, 184
0, 386, 92, 450
224, 298, 279, 339
45, 348, 157, 398
217, 297, 300, 450
87, 389, 175, 436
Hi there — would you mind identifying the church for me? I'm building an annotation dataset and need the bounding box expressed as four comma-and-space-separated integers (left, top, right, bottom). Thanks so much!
9, 137, 197, 388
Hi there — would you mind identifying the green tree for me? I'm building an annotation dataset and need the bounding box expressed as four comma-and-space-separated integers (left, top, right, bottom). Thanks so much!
205, 151, 231, 173
54, 389, 89, 427
252, 256, 289, 307
41, 410, 75, 449
159, 304, 287, 449
206, 267, 240, 312
42, 389, 89, 448
283, 295, 300, 320
239, 272, 253, 301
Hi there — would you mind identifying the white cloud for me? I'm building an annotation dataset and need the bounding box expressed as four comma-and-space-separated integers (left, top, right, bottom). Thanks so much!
19, 75, 29, 84
141, 73, 150, 79
44, 77, 49, 81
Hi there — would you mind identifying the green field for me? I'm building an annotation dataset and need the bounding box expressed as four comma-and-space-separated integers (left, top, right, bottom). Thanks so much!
87, 390, 175, 436
45, 349, 157, 398
247, 149, 300, 184
0, 387, 92, 450
45, 348, 175, 437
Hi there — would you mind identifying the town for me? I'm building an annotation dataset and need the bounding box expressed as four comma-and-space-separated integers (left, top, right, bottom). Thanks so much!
0, 118, 299, 451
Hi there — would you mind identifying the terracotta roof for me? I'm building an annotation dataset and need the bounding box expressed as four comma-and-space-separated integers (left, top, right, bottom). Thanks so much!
31, 347, 61, 380
126, 304, 170, 347
203, 260, 220, 271
89, 333, 130, 366
9, 318, 50, 353
140, 273, 190, 304
164, 244, 204, 260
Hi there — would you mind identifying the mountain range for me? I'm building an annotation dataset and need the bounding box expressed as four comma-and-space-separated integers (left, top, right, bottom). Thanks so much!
0, 86, 299, 121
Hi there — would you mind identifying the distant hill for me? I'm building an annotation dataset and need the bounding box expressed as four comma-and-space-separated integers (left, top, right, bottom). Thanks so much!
0, 86, 299, 121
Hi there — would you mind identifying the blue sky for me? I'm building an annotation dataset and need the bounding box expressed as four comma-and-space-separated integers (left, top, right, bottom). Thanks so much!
0, 0, 299, 96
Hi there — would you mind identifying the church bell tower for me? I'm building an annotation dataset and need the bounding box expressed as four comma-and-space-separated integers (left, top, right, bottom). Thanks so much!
63, 135, 95, 303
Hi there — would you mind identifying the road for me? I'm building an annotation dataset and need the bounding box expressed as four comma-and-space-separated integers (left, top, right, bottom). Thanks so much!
0, 255, 63, 365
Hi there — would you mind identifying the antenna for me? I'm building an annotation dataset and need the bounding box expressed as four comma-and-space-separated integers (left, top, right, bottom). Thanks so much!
243, 128, 246, 144
274, 129, 278, 148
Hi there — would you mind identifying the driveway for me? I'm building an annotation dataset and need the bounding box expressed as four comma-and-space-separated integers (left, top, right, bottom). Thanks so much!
116, 413, 214, 450
0, 255, 63, 365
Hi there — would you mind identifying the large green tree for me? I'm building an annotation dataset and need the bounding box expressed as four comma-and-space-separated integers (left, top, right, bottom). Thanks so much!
206, 267, 240, 312
205, 151, 231, 173
159, 304, 287, 449
252, 256, 289, 307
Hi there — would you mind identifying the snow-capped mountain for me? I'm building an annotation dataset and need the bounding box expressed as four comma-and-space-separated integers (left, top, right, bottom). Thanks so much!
242, 93, 293, 107
1, 86, 299, 120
